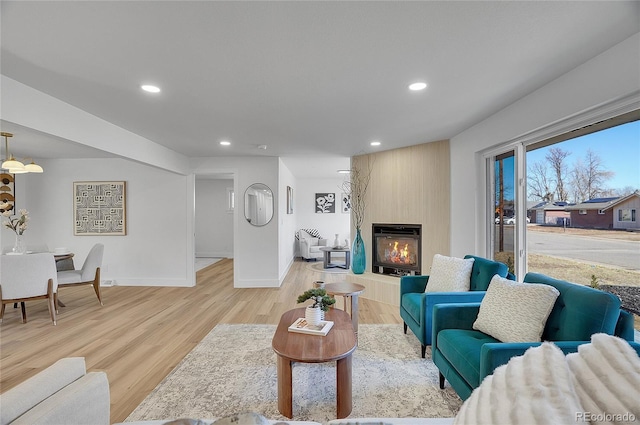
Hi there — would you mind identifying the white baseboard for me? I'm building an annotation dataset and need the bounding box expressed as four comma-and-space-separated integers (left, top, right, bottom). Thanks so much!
110, 277, 195, 287
196, 251, 232, 258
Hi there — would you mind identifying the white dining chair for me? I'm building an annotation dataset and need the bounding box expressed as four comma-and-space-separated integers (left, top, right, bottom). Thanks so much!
0, 253, 58, 325
57, 243, 104, 305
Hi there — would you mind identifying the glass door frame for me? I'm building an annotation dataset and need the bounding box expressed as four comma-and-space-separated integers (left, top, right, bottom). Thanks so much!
484, 144, 527, 279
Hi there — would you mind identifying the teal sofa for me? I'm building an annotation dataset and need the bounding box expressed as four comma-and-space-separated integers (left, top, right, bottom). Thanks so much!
432, 272, 636, 400
400, 255, 513, 358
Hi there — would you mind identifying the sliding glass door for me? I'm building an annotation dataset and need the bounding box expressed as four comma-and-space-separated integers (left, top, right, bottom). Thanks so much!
490, 150, 517, 276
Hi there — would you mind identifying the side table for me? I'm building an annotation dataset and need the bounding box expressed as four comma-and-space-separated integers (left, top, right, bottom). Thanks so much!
319, 247, 351, 269
323, 281, 365, 334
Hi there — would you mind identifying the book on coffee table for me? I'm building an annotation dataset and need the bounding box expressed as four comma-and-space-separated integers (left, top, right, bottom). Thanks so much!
288, 318, 334, 336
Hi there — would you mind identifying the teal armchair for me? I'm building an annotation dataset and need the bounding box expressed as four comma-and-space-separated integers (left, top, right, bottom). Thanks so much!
432, 272, 636, 400
399, 255, 512, 358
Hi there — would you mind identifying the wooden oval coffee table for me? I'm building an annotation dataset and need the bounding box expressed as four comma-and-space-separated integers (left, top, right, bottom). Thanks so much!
272, 307, 357, 419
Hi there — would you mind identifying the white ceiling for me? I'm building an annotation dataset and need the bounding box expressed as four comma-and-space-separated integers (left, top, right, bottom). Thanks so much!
1, 1, 638, 177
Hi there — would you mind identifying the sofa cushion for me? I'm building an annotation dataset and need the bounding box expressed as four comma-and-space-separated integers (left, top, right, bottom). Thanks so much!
425, 255, 474, 293
453, 342, 584, 425
298, 229, 322, 240
473, 275, 559, 343
437, 329, 499, 388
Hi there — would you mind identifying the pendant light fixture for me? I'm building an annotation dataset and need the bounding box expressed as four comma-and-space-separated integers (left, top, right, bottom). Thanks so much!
1, 132, 44, 173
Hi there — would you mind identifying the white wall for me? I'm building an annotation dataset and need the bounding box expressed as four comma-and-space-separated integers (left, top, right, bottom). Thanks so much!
0, 158, 195, 286
278, 159, 297, 282
195, 179, 234, 258
450, 33, 640, 258
191, 156, 280, 288
295, 176, 351, 253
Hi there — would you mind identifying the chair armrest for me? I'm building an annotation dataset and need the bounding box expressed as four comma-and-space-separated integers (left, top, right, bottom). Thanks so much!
432, 303, 481, 347
616, 310, 635, 341
478, 341, 592, 382
400, 275, 429, 295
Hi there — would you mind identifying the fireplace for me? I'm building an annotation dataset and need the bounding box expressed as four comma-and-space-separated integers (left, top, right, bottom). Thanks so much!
372, 223, 421, 276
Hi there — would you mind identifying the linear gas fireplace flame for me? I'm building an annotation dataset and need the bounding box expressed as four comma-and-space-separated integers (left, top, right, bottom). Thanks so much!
383, 241, 415, 265
372, 223, 421, 276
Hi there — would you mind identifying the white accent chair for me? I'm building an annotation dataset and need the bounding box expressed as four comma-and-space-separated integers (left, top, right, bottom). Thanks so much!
0, 253, 58, 325
57, 243, 104, 306
298, 229, 328, 261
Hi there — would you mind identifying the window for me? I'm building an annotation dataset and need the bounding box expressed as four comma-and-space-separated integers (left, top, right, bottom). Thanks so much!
619, 208, 636, 222
484, 107, 639, 287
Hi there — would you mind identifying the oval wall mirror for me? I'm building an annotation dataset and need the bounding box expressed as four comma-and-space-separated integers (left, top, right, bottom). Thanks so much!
244, 183, 274, 226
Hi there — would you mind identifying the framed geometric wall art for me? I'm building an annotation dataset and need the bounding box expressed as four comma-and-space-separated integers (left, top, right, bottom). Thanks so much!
74, 181, 127, 235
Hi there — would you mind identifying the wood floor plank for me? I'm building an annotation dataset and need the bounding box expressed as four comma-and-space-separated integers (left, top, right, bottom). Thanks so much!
0, 258, 402, 423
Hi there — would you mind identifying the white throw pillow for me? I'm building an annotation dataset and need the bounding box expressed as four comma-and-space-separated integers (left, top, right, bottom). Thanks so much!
424, 254, 475, 293
473, 275, 559, 343
566, 333, 640, 424
453, 342, 584, 425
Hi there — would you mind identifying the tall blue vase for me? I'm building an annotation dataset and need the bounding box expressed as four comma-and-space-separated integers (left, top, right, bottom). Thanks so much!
351, 227, 366, 274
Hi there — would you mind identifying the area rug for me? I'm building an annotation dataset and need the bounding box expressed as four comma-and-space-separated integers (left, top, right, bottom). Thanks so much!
125, 324, 462, 423
306, 261, 349, 274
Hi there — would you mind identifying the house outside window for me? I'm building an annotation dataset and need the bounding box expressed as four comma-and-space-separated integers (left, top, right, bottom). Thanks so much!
579, 209, 587, 215
598, 209, 606, 215
618, 208, 636, 222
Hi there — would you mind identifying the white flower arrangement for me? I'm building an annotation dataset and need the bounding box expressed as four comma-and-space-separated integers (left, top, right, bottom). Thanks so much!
1, 203, 29, 235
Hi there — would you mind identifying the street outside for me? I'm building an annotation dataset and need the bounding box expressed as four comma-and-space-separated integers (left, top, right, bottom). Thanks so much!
495, 224, 640, 272
527, 227, 640, 272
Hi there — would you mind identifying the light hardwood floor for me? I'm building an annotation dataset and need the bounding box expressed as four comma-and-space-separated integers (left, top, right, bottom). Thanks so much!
0, 258, 402, 423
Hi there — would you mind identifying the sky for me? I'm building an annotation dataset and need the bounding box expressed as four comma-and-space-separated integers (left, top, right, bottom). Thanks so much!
526, 120, 640, 191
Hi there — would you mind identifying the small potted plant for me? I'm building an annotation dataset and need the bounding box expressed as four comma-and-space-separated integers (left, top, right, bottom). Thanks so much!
297, 288, 336, 326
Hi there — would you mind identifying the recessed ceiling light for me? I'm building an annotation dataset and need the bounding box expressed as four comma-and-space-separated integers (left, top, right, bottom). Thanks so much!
370, 141, 381, 147
337, 169, 350, 174
141, 84, 161, 93
408, 82, 427, 91
220, 140, 231, 146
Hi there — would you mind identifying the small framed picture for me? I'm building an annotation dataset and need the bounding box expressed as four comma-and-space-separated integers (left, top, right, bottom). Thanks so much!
315, 193, 335, 214
286, 186, 293, 214
341, 193, 351, 213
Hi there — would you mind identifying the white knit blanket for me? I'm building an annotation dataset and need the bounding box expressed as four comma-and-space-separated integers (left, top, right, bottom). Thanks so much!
454, 334, 640, 425
567, 334, 640, 425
